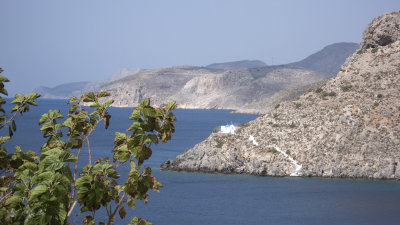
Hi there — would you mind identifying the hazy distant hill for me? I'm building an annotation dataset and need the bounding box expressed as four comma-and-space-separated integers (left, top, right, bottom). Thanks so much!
206, 60, 267, 69
34, 82, 92, 99
33, 68, 141, 99
288, 42, 359, 76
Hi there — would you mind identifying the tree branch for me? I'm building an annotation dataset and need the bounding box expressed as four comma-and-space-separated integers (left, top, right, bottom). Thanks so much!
107, 192, 126, 225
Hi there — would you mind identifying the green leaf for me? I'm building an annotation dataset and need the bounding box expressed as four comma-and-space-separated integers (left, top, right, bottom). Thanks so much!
29, 184, 48, 201
114, 132, 127, 143
69, 102, 79, 114
38, 113, 49, 125
5, 193, 23, 207
83, 216, 95, 225
143, 108, 155, 117
129, 108, 142, 120
0, 75, 9, 82
127, 122, 141, 131
140, 99, 150, 107
118, 152, 131, 161
103, 99, 114, 108
40, 156, 64, 171
89, 102, 101, 108
81, 92, 96, 102
24, 93, 40, 105
8, 125, 13, 137
127, 198, 136, 209
36, 171, 55, 185
76, 176, 91, 188
58, 204, 67, 224
119, 206, 127, 219
97, 91, 110, 98
166, 101, 177, 111
68, 96, 78, 103
62, 117, 74, 129
0, 136, 11, 144
12, 119, 16, 131
148, 134, 158, 144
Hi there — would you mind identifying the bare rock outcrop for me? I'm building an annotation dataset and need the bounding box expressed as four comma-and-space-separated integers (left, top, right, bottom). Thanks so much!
361, 11, 400, 49
161, 11, 400, 179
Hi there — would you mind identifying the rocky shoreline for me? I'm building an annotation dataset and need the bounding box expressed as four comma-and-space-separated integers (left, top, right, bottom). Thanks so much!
161, 11, 400, 180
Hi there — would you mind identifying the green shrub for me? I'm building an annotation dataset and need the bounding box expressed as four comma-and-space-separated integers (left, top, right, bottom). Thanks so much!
289, 122, 296, 128
371, 47, 378, 53
295, 103, 302, 109
377, 94, 383, 98
275, 104, 280, 109
213, 127, 220, 133
267, 147, 278, 153
341, 85, 353, 92
315, 88, 323, 93
322, 91, 336, 97
216, 139, 224, 148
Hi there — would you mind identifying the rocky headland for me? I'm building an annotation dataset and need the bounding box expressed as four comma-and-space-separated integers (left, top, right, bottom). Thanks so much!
161, 11, 400, 179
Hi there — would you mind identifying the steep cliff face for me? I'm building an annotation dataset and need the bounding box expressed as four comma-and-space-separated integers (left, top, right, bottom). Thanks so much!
100, 66, 330, 111
161, 11, 400, 179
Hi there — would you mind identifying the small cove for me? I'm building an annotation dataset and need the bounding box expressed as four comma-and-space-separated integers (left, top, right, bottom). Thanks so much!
3, 99, 400, 225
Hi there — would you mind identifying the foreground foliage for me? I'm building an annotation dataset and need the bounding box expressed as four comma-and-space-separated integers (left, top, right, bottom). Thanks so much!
0, 68, 177, 224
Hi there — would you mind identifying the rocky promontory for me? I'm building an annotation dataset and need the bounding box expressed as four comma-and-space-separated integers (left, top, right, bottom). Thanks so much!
161, 11, 400, 179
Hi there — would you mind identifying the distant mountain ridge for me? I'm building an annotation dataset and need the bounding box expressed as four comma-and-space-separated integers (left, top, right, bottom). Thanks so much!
206, 60, 267, 69
288, 42, 359, 76
34, 42, 358, 112
33, 68, 141, 99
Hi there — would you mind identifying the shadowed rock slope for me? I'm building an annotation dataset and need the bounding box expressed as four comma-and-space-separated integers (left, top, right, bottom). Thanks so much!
161, 11, 400, 179
206, 60, 267, 69
288, 42, 359, 76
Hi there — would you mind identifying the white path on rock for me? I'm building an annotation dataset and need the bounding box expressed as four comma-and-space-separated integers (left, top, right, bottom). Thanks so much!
248, 135, 302, 176
248, 135, 259, 146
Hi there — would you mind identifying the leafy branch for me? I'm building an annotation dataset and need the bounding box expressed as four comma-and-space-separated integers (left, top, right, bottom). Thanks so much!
0, 68, 177, 225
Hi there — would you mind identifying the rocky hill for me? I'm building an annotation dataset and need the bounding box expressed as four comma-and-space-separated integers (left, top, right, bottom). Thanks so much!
206, 60, 267, 69
100, 65, 330, 111
161, 11, 400, 180
288, 42, 359, 76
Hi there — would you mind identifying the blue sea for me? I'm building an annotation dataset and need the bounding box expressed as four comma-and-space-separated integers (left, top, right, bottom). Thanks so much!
4, 99, 400, 225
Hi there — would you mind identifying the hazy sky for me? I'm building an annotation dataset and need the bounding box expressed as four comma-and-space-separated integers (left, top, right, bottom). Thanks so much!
1, 0, 399, 95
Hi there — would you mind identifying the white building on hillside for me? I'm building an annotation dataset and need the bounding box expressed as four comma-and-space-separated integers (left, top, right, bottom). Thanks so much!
219, 122, 236, 134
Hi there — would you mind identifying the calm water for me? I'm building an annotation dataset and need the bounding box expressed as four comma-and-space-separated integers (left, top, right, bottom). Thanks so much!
4, 99, 400, 225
